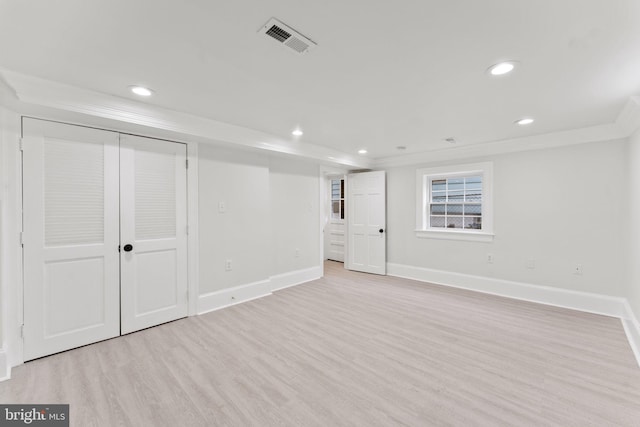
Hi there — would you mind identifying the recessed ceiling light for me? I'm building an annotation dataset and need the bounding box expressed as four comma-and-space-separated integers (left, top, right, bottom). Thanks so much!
130, 86, 153, 96
515, 118, 534, 126
292, 129, 303, 137
488, 61, 516, 76
396, 146, 407, 151
445, 137, 456, 144
358, 149, 367, 154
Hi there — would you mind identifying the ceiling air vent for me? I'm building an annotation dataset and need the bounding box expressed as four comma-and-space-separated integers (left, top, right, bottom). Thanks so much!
259, 18, 317, 54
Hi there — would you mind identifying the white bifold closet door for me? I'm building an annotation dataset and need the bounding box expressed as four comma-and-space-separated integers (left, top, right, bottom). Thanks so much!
119, 134, 188, 334
23, 119, 121, 360
23, 119, 188, 361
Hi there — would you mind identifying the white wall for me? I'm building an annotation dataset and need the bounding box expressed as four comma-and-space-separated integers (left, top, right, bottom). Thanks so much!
0, 107, 22, 376
198, 145, 322, 301
387, 138, 628, 297
269, 156, 319, 276
628, 129, 640, 320
198, 145, 271, 294
0, 107, 5, 359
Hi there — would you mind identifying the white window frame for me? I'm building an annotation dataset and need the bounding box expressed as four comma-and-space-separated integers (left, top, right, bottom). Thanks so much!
415, 162, 494, 242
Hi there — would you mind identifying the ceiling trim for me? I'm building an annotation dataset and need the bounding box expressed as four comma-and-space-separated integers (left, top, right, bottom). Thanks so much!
374, 97, 640, 168
2, 69, 639, 170
0, 73, 18, 109
615, 96, 640, 136
0, 69, 372, 169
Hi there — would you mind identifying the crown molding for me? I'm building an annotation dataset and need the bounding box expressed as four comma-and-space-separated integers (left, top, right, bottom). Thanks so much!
0, 68, 372, 169
614, 96, 640, 135
375, 97, 640, 168
0, 73, 18, 108
3, 68, 639, 170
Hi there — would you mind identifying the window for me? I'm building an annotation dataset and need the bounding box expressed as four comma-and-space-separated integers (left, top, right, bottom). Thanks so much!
416, 162, 493, 242
429, 176, 482, 230
331, 178, 345, 220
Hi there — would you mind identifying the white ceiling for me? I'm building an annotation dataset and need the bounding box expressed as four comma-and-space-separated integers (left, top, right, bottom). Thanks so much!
1, 0, 640, 160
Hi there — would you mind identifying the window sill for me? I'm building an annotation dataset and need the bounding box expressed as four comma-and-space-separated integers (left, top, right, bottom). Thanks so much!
415, 229, 494, 242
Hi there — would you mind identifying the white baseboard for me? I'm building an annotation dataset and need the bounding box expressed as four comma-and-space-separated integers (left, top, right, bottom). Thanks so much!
197, 266, 322, 315
270, 266, 322, 292
622, 301, 640, 368
387, 263, 627, 317
0, 350, 10, 382
387, 263, 640, 367
197, 279, 272, 315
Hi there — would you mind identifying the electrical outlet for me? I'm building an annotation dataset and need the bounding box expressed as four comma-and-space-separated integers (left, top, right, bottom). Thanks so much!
526, 258, 535, 269
218, 201, 226, 213
295, 248, 300, 258
574, 264, 583, 275
487, 253, 494, 264
225, 259, 232, 271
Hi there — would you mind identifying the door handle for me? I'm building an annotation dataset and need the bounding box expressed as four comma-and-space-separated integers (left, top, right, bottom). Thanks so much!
123, 244, 133, 252
379, 228, 384, 233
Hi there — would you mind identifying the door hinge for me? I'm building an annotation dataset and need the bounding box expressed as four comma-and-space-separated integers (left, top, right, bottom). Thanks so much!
185, 159, 189, 169
20, 231, 24, 246
186, 225, 189, 235
20, 325, 24, 338
19, 138, 24, 151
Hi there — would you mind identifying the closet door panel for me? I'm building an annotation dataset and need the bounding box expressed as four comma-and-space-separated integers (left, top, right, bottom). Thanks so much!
120, 135, 188, 334
22, 118, 120, 361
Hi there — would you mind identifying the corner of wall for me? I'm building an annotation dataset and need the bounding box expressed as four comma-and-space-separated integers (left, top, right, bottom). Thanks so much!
0, 350, 10, 381
626, 128, 640, 365
197, 265, 322, 315
270, 265, 322, 292
0, 105, 21, 378
1, 106, 24, 370
622, 300, 640, 368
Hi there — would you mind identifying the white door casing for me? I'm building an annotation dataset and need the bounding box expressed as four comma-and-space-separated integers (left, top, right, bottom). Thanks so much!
347, 171, 386, 275
23, 118, 120, 361
119, 134, 188, 334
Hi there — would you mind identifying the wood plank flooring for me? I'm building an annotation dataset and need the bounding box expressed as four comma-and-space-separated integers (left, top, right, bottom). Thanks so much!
2, 261, 640, 426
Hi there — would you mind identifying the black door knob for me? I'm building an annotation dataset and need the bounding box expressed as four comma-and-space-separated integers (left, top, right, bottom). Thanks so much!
123, 244, 133, 252
379, 228, 384, 233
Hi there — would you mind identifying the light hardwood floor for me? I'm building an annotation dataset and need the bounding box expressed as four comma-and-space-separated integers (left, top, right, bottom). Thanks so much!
2, 261, 640, 426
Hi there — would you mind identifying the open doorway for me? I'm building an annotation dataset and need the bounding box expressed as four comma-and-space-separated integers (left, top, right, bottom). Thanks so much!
324, 175, 346, 262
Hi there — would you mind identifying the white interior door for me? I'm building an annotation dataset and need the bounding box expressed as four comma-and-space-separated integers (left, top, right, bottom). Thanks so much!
347, 171, 386, 275
119, 135, 188, 334
23, 118, 120, 361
